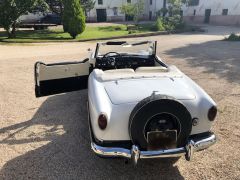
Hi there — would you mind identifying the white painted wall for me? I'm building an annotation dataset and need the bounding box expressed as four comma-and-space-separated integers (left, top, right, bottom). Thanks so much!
88, 0, 165, 21
89, 0, 126, 18
145, 0, 164, 18
183, 0, 240, 16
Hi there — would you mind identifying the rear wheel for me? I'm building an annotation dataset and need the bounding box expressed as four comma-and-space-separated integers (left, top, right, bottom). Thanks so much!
129, 95, 192, 150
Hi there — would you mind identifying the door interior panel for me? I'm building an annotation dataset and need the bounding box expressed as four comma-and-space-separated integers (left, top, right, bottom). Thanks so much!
35, 59, 89, 97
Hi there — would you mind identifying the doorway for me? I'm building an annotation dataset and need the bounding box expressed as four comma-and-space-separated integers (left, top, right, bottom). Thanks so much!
96, 9, 107, 22
149, 11, 152, 20
204, 9, 211, 23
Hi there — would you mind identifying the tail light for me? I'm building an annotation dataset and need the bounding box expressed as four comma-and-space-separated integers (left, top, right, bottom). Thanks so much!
208, 106, 217, 121
98, 113, 107, 130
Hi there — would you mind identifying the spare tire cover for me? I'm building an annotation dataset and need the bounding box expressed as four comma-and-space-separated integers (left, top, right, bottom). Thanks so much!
129, 95, 192, 150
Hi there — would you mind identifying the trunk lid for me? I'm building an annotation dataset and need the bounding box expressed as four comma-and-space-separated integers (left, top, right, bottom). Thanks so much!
104, 77, 195, 105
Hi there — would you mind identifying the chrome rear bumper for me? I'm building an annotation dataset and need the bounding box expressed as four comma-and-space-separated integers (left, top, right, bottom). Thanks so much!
91, 133, 216, 165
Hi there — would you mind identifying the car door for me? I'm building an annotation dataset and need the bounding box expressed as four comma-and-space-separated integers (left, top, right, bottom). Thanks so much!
35, 59, 90, 97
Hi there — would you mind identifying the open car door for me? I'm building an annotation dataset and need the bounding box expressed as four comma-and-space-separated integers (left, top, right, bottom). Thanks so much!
35, 59, 90, 97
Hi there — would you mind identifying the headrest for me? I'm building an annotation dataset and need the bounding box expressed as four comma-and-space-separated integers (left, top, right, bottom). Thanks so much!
135, 66, 168, 73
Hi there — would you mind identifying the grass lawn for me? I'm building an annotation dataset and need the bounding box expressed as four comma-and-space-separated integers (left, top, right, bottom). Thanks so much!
0, 24, 157, 43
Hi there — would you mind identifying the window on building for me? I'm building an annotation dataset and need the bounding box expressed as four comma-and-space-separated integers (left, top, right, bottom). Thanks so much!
150, 0, 152, 5
113, 7, 118, 16
98, 0, 103, 5
222, 9, 228, 15
188, 0, 199, 6
193, 9, 196, 16
127, 0, 131, 3
180, 10, 183, 17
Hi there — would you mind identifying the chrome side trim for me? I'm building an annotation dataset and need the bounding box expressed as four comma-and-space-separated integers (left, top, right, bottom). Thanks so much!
91, 133, 217, 164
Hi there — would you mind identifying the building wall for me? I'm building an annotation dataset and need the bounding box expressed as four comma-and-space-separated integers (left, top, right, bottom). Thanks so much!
87, 0, 165, 22
87, 0, 125, 22
145, 0, 165, 20
183, 0, 240, 26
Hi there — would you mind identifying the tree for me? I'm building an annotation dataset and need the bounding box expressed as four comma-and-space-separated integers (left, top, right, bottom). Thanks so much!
154, 0, 187, 31
167, 0, 183, 30
45, 0, 64, 17
168, 0, 182, 17
62, 0, 86, 39
81, 0, 95, 16
45, 0, 95, 18
121, 0, 144, 24
121, 3, 135, 21
0, 0, 47, 38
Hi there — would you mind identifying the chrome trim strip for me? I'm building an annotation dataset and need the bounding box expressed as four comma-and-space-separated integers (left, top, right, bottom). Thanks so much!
91, 133, 217, 164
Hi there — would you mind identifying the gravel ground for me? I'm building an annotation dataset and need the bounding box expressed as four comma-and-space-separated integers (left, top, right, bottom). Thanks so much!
0, 25, 240, 180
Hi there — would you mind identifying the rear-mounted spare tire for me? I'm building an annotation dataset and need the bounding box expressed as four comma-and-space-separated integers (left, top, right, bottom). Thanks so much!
129, 95, 192, 150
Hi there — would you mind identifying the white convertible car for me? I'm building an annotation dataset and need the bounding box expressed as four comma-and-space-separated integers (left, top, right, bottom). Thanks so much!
34, 41, 217, 165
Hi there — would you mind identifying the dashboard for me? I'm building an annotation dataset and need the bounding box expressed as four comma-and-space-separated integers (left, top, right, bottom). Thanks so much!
95, 54, 156, 71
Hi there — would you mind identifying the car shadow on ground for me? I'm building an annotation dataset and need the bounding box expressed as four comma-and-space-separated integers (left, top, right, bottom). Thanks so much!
0, 91, 184, 180
164, 40, 240, 84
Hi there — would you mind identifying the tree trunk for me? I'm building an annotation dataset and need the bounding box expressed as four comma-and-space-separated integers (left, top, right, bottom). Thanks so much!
8, 21, 16, 39
7, 29, 12, 39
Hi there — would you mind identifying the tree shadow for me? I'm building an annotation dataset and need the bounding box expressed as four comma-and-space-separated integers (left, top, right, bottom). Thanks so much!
0, 91, 184, 179
98, 26, 127, 32
198, 24, 240, 36
164, 40, 240, 84
0, 30, 72, 41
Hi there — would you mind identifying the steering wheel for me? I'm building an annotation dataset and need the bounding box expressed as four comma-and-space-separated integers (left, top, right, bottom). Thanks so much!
103, 52, 122, 68
103, 52, 121, 58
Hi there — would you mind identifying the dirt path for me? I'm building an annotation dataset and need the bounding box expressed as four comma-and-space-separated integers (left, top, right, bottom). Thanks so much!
0, 25, 240, 180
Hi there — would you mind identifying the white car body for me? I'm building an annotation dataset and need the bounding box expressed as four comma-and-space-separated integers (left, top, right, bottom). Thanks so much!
35, 41, 217, 164
88, 65, 216, 141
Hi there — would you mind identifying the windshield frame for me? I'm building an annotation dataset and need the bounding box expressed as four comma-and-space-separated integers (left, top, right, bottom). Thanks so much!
94, 41, 157, 58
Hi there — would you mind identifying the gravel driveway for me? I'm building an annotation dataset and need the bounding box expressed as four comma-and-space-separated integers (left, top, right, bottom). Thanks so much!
0, 25, 240, 180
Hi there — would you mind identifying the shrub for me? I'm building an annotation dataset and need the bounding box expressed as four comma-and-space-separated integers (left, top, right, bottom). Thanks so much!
63, 0, 86, 39
152, 17, 165, 31
128, 30, 138, 34
225, 33, 240, 41
163, 15, 185, 31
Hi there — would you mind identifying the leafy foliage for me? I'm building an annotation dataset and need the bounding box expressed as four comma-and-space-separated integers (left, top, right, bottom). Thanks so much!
165, 15, 185, 30
62, 0, 86, 38
121, 0, 144, 24
45, 0, 95, 18
121, 4, 135, 18
81, 0, 95, 14
154, 0, 185, 31
168, 0, 182, 16
225, 33, 240, 41
152, 17, 165, 31
0, 0, 47, 38
45, 0, 64, 16
157, 8, 168, 17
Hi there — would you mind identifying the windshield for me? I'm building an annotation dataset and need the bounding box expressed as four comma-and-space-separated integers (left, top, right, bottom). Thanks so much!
96, 41, 156, 57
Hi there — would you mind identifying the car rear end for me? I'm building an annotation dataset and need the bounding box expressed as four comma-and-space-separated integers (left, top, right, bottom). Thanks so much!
88, 68, 217, 165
